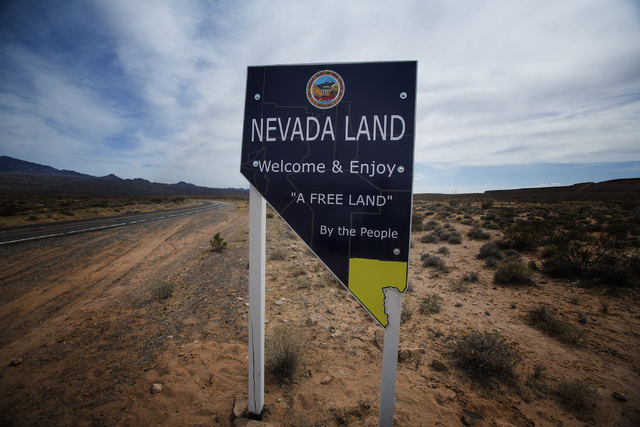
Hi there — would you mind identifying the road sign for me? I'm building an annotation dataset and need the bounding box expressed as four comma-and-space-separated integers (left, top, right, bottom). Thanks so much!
241, 61, 416, 327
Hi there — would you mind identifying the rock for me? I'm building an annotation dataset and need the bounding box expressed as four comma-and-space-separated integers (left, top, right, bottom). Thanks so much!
9, 358, 22, 367
275, 300, 284, 306
431, 359, 448, 372
150, 383, 163, 394
435, 389, 456, 405
233, 419, 275, 427
455, 301, 463, 307
321, 375, 333, 385
612, 391, 628, 402
305, 316, 317, 327
231, 395, 248, 420
398, 349, 413, 362
461, 409, 483, 426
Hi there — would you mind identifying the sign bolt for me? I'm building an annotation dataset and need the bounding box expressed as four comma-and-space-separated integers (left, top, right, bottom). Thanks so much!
254, 94, 261, 100
252, 160, 259, 167
393, 248, 401, 255
400, 92, 407, 99
398, 166, 405, 173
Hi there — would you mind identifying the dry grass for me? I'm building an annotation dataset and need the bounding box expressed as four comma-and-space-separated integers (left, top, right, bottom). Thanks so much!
265, 323, 308, 381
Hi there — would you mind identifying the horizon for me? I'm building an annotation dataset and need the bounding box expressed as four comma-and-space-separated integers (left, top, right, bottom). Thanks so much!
1, 1, 639, 193
3, 154, 639, 196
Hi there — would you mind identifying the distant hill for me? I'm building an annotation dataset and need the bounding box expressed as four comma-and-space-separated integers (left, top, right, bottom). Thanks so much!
414, 178, 640, 202
482, 179, 640, 202
0, 156, 248, 197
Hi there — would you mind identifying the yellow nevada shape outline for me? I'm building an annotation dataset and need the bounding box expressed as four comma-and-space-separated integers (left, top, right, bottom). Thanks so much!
348, 258, 408, 327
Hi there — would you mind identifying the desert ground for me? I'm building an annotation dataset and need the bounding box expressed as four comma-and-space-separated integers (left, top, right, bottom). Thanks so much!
0, 198, 639, 426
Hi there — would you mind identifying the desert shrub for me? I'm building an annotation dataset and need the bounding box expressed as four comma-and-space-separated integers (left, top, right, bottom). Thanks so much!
209, 233, 227, 253
461, 219, 474, 226
528, 305, 587, 344
437, 229, 452, 241
495, 238, 515, 250
290, 267, 306, 277
447, 234, 463, 244
483, 211, 498, 221
481, 201, 494, 209
419, 292, 443, 314
265, 323, 308, 381
494, 261, 534, 285
420, 233, 439, 244
423, 219, 440, 231
555, 379, 598, 412
436, 246, 450, 256
532, 362, 547, 379
448, 278, 470, 292
462, 271, 480, 282
268, 248, 288, 261
454, 331, 522, 383
151, 280, 174, 300
591, 254, 638, 287
486, 222, 501, 230
296, 277, 311, 289
503, 220, 546, 251
412, 213, 425, 231
484, 257, 499, 268
498, 207, 517, 219
477, 242, 503, 260
549, 231, 616, 273
544, 232, 627, 284
503, 249, 521, 260
467, 227, 491, 241
542, 256, 574, 278
401, 306, 413, 324
421, 254, 447, 271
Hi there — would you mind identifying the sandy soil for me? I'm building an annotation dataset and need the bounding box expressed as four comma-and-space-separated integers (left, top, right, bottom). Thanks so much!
0, 201, 639, 426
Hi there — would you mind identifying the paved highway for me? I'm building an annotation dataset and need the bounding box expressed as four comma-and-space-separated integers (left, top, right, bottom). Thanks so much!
0, 200, 226, 245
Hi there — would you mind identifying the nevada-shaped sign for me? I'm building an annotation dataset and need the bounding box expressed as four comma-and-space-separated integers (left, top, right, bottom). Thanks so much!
240, 61, 417, 327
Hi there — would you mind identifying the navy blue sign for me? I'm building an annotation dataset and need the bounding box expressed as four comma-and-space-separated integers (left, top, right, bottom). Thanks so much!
240, 61, 416, 326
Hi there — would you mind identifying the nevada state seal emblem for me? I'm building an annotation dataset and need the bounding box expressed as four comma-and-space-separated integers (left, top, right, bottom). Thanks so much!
306, 70, 345, 109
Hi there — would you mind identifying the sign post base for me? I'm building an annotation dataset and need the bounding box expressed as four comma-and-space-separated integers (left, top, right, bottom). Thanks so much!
378, 288, 403, 426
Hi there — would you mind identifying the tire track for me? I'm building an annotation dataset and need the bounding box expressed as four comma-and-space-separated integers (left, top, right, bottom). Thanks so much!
0, 210, 224, 349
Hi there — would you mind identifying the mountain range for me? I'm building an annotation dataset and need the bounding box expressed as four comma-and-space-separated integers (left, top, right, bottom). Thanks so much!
1, 155, 638, 201
0, 156, 248, 197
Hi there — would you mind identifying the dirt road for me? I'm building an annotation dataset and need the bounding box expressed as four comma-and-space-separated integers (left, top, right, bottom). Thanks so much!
0, 202, 251, 425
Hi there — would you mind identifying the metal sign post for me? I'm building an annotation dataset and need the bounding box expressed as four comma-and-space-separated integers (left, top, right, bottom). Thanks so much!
241, 61, 417, 425
248, 185, 265, 416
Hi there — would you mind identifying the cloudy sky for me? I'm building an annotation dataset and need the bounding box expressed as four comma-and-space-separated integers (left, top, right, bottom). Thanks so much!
1, 0, 639, 193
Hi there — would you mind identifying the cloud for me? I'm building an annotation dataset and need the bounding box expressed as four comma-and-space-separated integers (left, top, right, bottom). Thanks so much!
0, 0, 638, 191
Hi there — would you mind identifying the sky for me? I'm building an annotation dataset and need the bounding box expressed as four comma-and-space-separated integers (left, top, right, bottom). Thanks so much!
1, 0, 639, 194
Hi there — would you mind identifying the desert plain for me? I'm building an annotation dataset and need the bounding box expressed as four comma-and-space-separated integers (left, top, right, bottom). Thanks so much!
0, 196, 639, 426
